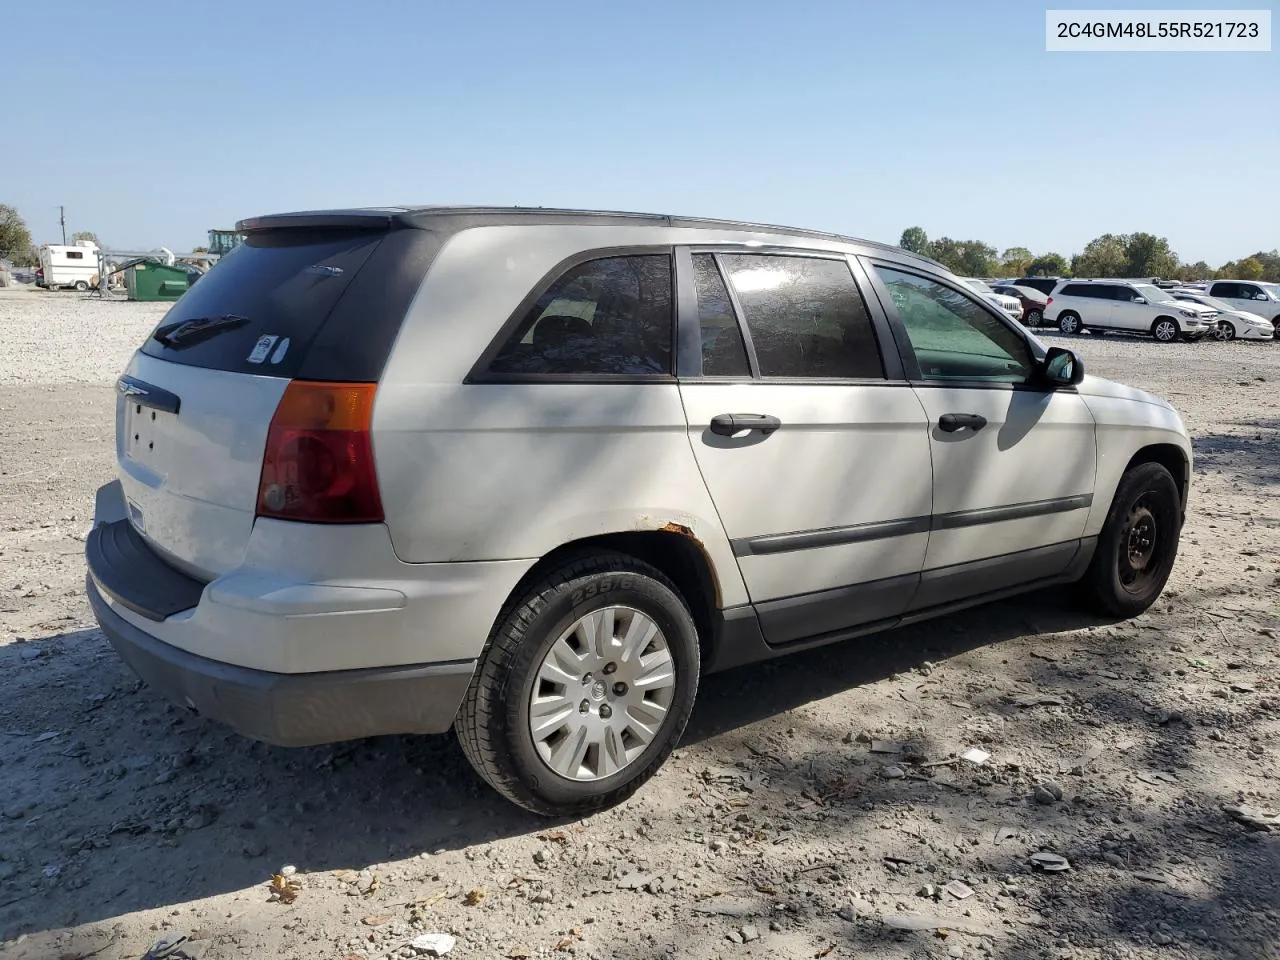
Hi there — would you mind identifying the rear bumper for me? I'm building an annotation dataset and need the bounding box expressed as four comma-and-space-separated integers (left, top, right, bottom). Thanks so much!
88, 576, 474, 745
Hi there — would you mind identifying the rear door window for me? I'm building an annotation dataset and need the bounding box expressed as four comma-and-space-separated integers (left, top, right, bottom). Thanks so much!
718, 254, 884, 379
487, 255, 673, 376
1059, 284, 1092, 298
1210, 281, 1240, 299
140, 230, 385, 378
691, 254, 750, 377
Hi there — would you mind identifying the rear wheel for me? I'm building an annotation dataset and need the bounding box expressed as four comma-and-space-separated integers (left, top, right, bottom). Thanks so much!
455, 552, 700, 816
1058, 311, 1081, 334
1027, 308, 1043, 326
74, 280, 89, 292
1076, 462, 1181, 618
1151, 317, 1179, 342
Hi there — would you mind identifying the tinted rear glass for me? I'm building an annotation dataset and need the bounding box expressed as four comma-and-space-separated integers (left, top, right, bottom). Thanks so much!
139, 230, 385, 378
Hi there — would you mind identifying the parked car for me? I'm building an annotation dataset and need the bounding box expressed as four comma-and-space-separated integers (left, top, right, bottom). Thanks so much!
85, 206, 1193, 815
1047, 280, 1219, 342
991, 284, 1050, 326
1169, 291, 1274, 341
960, 278, 1023, 320
1203, 281, 1280, 336
1013, 276, 1064, 297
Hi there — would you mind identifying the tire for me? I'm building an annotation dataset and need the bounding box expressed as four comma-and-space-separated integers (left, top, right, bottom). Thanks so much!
1058, 311, 1081, 334
1214, 322, 1237, 342
1076, 462, 1182, 618
455, 551, 700, 816
1151, 317, 1179, 342
74, 281, 89, 292
1027, 309, 1043, 326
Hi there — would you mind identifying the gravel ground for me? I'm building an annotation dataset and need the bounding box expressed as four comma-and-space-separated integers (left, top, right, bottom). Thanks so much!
1, 291, 1278, 960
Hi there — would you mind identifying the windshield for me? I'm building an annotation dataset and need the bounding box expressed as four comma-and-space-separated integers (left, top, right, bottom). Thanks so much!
1261, 282, 1280, 300
1132, 284, 1173, 303
1177, 294, 1233, 312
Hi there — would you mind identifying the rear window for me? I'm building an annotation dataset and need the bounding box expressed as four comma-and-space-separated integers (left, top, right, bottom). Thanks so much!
1059, 284, 1093, 298
140, 230, 387, 379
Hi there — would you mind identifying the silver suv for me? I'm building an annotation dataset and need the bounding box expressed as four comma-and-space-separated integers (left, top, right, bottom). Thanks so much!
1047, 279, 1219, 342
87, 207, 1192, 815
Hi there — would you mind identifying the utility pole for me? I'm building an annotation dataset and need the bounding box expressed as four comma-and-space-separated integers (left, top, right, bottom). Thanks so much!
59, 206, 66, 245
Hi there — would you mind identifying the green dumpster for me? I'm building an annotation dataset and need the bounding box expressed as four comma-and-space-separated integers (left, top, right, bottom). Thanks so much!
126, 262, 191, 302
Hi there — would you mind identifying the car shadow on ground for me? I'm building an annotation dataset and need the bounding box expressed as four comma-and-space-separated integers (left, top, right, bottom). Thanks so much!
0, 588, 1108, 939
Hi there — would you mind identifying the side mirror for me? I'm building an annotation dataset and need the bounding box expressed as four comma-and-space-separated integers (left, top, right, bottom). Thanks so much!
1133, 297, 1147, 304
1256, 293, 1269, 301
1040, 346, 1084, 387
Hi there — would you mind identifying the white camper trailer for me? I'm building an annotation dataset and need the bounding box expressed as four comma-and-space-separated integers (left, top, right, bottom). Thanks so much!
38, 240, 100, 291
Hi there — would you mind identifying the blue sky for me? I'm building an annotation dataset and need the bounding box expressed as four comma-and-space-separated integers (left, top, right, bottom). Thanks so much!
4, 0, 1276, 264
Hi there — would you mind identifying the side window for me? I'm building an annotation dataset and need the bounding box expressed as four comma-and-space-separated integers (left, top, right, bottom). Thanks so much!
487, 255, 673, 376
874, 266, 1033, 384
1211, 282, 1239, 299
1111, 286, 1138, 301
66, 251, 84, 260
691, 254, 750, 377
1060, 284, 1090, 298
1240, 284, 1264, 299
719, 254, 883, 379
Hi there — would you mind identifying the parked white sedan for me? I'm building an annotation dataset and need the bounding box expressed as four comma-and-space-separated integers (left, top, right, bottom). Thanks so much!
1170, 290, 1274, 341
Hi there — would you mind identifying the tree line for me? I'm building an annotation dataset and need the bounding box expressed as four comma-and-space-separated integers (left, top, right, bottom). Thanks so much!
899, 226, 1280, 283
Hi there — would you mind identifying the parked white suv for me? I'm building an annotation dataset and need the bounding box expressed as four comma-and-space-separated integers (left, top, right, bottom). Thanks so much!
961, 277, 1023, 321
87, 208, 1192, 815
1203, 280, 1280, 337
1047, 279, 1219, 342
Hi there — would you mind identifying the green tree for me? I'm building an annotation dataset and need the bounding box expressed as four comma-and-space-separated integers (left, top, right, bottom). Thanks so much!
1237, 249, 1280, 281
899, 226, 930, 255
1216, 260, 1238, 279
1177, 260, 1212, 281
0, 204, 36, 266
1124, 232, 1179, 279
929, 237, 996, 276
1236, 257, 1264, 280
70, 230, 101, 246
1000, 247, 1033, 275
1072, 234, 1129, 278
1026, 253, 1068, 277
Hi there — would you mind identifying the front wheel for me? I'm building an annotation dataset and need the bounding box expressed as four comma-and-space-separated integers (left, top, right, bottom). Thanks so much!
1058, 311, 1081, 334
455, 552, 700, 816
1152, 318, 1179, 342
1214, 322, 1237, 342
74, 281, 89, 292
1076, 462, 1181, 618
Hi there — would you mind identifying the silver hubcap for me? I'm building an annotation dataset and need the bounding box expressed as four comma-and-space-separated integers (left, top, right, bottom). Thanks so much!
528, 605, 676, 782
1061, 316, 1077, 333
1155, 321, 1175, 340
1217, 324, 1235, 341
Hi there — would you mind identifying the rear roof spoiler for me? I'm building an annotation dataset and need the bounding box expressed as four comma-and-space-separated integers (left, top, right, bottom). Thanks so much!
235, 209, 414, 233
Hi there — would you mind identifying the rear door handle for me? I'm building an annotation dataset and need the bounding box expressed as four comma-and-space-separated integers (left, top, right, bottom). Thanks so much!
937, 413, 987, 433
710, 413, 782, 437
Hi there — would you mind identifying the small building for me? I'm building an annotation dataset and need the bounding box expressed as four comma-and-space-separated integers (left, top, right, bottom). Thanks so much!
125, 260, 192, 301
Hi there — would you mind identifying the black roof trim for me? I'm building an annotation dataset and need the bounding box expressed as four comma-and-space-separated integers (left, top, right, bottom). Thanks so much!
233, 205, 946, 270
235, 209, 407, 233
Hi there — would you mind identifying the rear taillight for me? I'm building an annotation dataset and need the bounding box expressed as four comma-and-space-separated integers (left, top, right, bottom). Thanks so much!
1046, 296, 1054, 306
256, 381, 384, 523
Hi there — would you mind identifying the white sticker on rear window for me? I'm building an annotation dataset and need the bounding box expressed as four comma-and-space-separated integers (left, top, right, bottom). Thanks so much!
269, 337, 291, 365
247, 335, 278, 364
